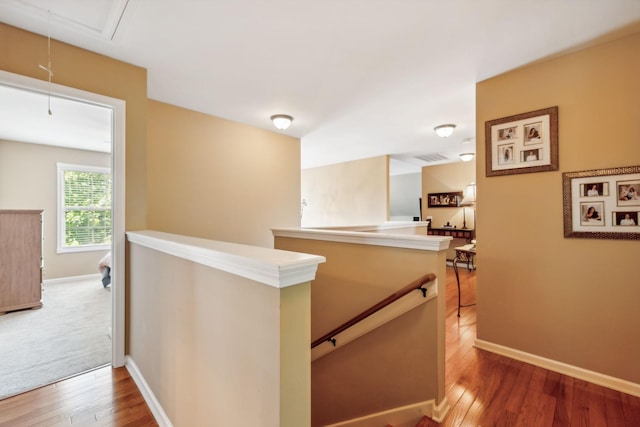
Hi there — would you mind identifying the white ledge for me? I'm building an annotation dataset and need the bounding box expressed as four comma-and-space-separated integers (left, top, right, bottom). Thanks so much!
312, 221, 430, 232
126, 230, 326, 289
272, 227, 451, 251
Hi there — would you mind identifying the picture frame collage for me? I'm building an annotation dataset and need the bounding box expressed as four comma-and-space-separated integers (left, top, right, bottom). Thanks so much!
485, 106, 638, 240
563, 165, 640, 240
485, 106, 558, 177
427, 191, 463, 208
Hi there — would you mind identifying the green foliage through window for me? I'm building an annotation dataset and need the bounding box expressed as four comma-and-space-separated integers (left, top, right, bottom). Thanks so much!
63, 169, 112, 247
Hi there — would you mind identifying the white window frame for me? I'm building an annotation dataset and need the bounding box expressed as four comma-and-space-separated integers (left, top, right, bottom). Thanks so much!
57, 163, 112, 253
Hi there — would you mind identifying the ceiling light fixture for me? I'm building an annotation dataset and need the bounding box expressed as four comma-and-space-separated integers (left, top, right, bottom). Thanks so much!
434, 124, 456, 138
459, 153, 475, 162
271, 114, 293, 130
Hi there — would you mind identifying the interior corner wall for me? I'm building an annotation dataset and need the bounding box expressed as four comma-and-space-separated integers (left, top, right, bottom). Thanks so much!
422, 162, 476, 229
0, 23, 148, 231
146, 100, 301, 248
301, 156, 389, 227
0, 140, 110, 279
476, 30, 640, 384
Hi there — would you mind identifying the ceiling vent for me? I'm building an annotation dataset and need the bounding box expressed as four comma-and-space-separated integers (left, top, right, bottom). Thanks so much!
413, 152, 451, 163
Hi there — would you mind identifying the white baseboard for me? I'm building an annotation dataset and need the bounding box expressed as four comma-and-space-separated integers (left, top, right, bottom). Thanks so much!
125, 356, 174, 427
43, 273, 101, 285
475, 339, 640, 398
325, 398, 449, 427
431, 397, 450, 423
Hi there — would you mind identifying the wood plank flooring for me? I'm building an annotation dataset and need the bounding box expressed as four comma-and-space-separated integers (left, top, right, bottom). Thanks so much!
0, 365, 157, 426
2, 267, 639, 426
416, 267, 640, 427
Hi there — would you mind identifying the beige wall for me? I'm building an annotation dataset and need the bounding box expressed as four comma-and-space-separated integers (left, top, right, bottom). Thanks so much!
476, 29, 640, 384
146, 100, 300, 248
275, 236, 446, 426
0, 140, 110, 279
422, 161, 476, 229
128, 243, 310, 427
1, 23, 148, 231
422, 162, 476, 259
301, 156, 389, 227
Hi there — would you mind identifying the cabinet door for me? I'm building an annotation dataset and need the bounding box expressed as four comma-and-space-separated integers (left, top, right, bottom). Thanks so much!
0, 211, 43, 312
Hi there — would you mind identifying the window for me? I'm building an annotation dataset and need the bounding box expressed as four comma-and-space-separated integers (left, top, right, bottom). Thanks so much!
57, 163, 112, 253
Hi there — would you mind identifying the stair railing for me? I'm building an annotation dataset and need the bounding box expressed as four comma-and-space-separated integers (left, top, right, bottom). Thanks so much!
311, 272, 436, 349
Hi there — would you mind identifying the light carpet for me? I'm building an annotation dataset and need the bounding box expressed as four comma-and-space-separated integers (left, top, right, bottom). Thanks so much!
0, 277, 111, 400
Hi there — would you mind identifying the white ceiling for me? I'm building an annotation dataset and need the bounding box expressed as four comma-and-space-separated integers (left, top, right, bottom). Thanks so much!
1, 0, 640, 174
0, 84, 113, 153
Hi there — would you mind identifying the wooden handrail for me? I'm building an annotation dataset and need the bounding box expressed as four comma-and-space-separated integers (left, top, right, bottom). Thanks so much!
311, 272, 436, 349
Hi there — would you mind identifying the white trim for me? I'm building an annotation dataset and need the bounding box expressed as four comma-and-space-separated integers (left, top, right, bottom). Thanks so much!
43, 273, 101, 285
57, 163, 111, 172
0, 70, 126, 369
56, 244, 110, 254
125, 356, 174, 427
313, 221, 430, 232
126, 230, 326, 288
475, 339, 640, 398
431, 397, 451, 423
312, 280, 438, 361
110, 94, 126, 368
324, 398, 448, 427
272, 227, 451, 251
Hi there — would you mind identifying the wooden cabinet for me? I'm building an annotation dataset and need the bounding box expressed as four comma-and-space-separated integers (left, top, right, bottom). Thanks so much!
0, 210, 44, 314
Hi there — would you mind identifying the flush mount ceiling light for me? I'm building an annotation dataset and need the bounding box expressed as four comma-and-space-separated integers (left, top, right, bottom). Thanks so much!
460, 153, 475, 162
434, 124, 456, 138
270, 114, 293, 130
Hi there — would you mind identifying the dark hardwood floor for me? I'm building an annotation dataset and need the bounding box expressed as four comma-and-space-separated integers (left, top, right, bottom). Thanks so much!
417, 267, 640, 427
0, 365, 157, 426
1, 267, 639, 426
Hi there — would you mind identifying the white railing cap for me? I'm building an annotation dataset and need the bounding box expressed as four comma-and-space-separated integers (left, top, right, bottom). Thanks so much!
272, 227, 451, 251
126, 230, 325, 288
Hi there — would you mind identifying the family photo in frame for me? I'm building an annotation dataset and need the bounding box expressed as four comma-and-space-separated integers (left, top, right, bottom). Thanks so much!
485, 106, 558, 177
427, 191, 463, 208
563, 165, 640, 240
617, 180, 640, 205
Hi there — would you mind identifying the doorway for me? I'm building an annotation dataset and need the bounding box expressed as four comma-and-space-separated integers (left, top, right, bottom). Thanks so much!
0, 71, 125, 394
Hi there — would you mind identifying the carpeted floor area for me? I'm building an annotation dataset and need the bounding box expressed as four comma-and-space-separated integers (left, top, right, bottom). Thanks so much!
0, 277, 111, 400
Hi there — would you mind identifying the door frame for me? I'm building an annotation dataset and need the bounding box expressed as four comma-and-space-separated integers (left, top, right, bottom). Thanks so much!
0, 70, 126, 367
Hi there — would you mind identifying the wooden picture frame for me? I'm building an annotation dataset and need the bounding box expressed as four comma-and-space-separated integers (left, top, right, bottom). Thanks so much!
563, 165, 640, 240
485, 106, 559, 177
427, 191, 463, 208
